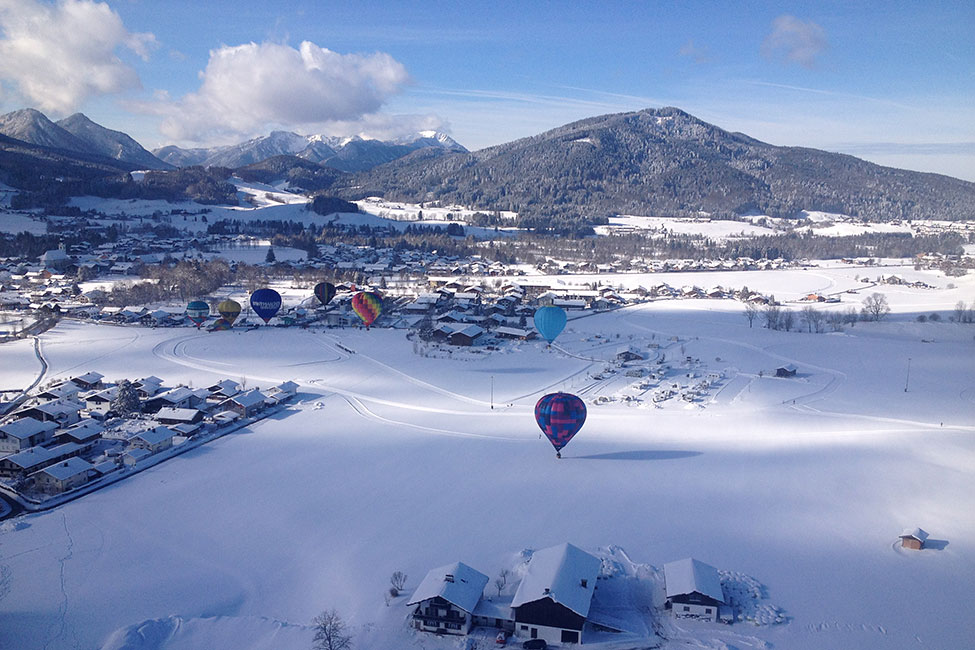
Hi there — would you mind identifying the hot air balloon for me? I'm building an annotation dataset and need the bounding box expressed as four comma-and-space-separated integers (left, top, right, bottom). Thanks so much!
186, 300, 209, 328
250, 288, 282, 324
351, 291, 383, 328
314, 282, 336, 308
208, 318, 232, 332
217, 299, 241, 325
533, 306, 567, 344
535, 392, 587, 458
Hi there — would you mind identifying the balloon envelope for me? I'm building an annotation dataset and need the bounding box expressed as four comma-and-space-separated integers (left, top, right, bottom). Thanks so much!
533, 306, 567, 343
186, 300, 209, 327
534, 392, 587, 452
208, 318, 232, 331
314, 282, 336, 307
250, 288, 282, 323
351, 291, 383, 327
217, 299, 241, 324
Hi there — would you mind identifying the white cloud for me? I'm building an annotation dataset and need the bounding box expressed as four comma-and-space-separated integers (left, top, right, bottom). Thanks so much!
762, 15, 827, 68
679, 40, 712, 64
0, 0, 156, 114
152, 41, 412, 143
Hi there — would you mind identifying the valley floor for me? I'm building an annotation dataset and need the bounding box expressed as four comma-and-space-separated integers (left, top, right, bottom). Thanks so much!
0, 269, 973, 650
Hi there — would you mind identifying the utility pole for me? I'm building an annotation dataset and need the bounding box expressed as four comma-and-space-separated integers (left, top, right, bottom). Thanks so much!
490, 375, 494, 410
904, 357, 911, 392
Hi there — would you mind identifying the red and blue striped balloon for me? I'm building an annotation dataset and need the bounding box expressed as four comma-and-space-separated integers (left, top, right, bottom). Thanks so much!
535, 392, 587, 454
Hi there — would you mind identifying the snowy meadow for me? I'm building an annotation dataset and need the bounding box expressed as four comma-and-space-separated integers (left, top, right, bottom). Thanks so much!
1, 265, 973, 650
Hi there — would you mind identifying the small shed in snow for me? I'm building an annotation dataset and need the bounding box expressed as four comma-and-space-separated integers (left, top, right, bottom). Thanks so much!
899, 527, 929, 550
775, 364, 797, 378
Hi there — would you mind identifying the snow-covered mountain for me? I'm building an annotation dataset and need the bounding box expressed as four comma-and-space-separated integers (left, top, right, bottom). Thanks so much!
0, 108, 92, 153
153, 130, 467, 171
56, 113, 172, 170
0, 108, 171, 169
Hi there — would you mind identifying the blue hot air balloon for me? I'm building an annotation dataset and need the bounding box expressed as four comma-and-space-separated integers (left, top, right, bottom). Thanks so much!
250, 288, 282, 324
533, 306, 567, 344
535, 392, 587, 458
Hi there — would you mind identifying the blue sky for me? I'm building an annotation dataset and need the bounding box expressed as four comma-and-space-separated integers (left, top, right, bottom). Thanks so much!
1, 0, 973, 180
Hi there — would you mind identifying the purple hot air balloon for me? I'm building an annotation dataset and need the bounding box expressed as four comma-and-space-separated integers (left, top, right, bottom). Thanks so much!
535, 392, 587, 458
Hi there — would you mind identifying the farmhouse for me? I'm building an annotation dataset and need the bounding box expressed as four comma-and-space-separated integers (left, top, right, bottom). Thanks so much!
70, 371, 104, 391
664, 558, 728, 623
511, 542, 600, 645
155, 407, 205, 426
408, 562, 489, 636
0, 442, 83, 479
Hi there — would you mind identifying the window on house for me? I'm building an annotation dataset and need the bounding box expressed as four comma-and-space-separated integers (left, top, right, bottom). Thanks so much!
705, 608, 712, 614
683, 606, 690, 612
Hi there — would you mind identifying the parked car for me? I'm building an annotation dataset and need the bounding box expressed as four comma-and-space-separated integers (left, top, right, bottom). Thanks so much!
522, 640, 547, 650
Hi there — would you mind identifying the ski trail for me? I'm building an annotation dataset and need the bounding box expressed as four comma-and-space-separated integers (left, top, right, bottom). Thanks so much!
45, 513, 77, 650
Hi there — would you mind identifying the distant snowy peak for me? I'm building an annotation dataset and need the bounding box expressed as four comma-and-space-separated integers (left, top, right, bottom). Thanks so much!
394, 131, 467, 152
154, 130, 467, 170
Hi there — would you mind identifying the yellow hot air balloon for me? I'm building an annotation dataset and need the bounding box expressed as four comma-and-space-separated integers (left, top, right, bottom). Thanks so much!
217, 299, 241, 325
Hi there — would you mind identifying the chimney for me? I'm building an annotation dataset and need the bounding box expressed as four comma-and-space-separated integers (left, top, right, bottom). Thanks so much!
580, 579, 588, 588
445, 574, 454, 583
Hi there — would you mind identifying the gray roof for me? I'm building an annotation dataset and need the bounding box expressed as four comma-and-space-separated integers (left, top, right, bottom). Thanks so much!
130, 426, 176, 446
407, 561, 489, 613
664, 558, 725, 604
511, 543, 600, 618
0, 417, 58, 440
4, 442, 82, 470
34, 456, 92, 481
900, 527, 929, 542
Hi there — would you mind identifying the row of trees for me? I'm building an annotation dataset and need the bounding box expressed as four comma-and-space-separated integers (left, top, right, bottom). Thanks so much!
743, 293, 891, 333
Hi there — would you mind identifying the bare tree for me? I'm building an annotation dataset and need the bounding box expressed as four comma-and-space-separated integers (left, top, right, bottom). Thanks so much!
312, 609, 353, 650
780, 308, 795, 332
801, 306, 826, 333
861, 293, 891, 321
743, 302, 759, 328
763, 302, 781, 330
390, 571, 407, 596
494, 569, 509, 597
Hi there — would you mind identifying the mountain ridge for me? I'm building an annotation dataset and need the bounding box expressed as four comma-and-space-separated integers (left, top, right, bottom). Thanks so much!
334, 107, 975, 221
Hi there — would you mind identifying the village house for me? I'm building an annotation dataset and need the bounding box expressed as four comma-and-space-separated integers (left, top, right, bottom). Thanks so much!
510, 542, 601, 645
30, 457, 93, 494
220, 389, 267, 418
127, 426, 176, 454
408, 562, 489, 636
122, 447, 152, 466
663, 558, 728, 623
14, 399, 83, 427
775, 364, 798, 378
144, 386, 207, 413
616, 345, 645, 362
155, 407, 205, 426
70, 371, 105, 391
0, 442, 84, 479
84, 387, 118, 416
36, 381, 81, 402
0, 417, 58, 452
55, 419, 104, 446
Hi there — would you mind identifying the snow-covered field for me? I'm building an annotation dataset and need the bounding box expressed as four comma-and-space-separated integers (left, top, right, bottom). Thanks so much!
1, 269, 974, 650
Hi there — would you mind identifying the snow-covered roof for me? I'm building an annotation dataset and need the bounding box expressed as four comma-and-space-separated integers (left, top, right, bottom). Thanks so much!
155, 407, 201, 421
899, 527, 929, 542
71, 371, 104, 385
34, 456, 92, 481
3, 442, 82, 470
0, 417, 58, 440
664, 558, 725, 604
511, 543, 600, 618
227, 389, 266, 408
64, 419, 104, 441
407, 561, 488, 613
130, 426, 176, 446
